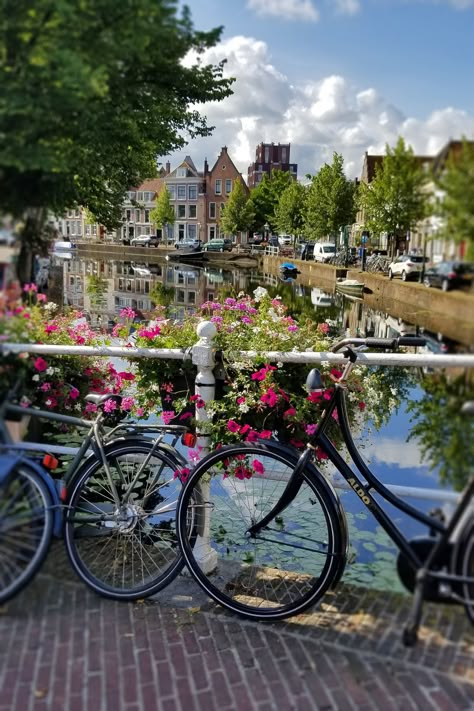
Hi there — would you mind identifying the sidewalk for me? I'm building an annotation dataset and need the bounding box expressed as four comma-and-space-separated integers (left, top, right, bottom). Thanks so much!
1, 551, 473, 711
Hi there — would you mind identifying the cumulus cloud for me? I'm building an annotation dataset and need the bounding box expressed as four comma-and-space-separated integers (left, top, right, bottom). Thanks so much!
332, 0, 361, 14
246, 0, 320, 22
165, 35, 474, 181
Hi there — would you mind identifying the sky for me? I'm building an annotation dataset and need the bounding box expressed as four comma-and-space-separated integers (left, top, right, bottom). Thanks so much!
162, 0, 474, 181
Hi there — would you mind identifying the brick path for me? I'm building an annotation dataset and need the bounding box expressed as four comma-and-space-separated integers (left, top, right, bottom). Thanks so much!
1, 556, 473, 711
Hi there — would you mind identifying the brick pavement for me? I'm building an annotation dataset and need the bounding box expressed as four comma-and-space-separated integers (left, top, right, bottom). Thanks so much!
1, 559, 473, 711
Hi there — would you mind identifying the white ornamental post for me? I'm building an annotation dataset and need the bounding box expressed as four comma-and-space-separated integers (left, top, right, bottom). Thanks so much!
190, 320, 218, 573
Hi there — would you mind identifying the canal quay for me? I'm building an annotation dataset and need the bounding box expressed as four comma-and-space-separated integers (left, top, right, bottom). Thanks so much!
3, 243, 472, 710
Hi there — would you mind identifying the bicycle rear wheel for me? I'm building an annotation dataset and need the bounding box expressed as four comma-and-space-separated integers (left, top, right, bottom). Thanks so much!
64, 439, 194, 600
0, 463, 54, 604
456, 519, 474, 624
177, 443, 347, 620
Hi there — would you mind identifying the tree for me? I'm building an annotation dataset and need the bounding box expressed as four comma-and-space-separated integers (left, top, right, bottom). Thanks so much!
304, 153, 355, 244
0, 0, 233, 279
219, 179, 254, 236
358, 137, 428, 257
275, 181, 307, 239
248, 170, 295, 233
150, 187, 175, 240
437, 139, 474, 261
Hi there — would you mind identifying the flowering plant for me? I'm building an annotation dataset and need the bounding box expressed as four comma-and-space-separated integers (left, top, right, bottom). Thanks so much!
0, 283, 120, 417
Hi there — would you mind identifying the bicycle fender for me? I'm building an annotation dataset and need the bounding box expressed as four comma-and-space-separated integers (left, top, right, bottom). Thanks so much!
0, 454, 62, 536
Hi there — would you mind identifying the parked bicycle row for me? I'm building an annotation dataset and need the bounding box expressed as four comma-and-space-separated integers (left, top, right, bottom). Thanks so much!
1, 336, 473, 647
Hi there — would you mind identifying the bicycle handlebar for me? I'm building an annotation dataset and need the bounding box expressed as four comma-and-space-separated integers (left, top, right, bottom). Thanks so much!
331, 336, 427, 353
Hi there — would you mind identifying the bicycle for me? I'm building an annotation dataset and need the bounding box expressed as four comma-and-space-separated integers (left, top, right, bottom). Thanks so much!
0, 385, 194, 604
176, 336, 474, 645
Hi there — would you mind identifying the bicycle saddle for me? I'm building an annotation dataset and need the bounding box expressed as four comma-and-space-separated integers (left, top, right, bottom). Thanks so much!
461, 401, 474, 416
306, 368, 323, 391
85, 392, 122, 406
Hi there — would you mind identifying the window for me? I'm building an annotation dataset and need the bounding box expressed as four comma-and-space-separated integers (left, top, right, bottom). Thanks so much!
188, 184, 197, 200
126, 209, 132, 221
187, 223, 197, 239
92, 225, 97, 236
144, 192, 152, 202
168, 185, 176, 200
177, 168, 186, 177
188, 204, 197, 218
137, 192, 144, 202
188, 291, 196, 305
135, 209, 140, 221
215, 179, 222, 195
128, 191, 136, 201
225, 179, 232, 194
177, 185, 186, 200
177, 289, 185, 303
144, 210, 150, 223
177, 204, 186, 218
209, 202, 216, 219
177, 272, 185, 285
209, 226, 216, 239
178, 224, 185, 240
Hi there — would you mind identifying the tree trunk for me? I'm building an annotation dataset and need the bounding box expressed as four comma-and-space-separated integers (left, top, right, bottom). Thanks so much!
15, 208, 48, 284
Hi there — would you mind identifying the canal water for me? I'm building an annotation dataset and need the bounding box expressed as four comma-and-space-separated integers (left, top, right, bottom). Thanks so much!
48, 253, 474, 593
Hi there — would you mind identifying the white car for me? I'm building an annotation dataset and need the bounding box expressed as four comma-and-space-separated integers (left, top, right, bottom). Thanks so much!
174, 239, 202, 251
130, 235, 160, 247
313, 243, 336, 263
278, 235, 292, 246
388, 254, 427, 281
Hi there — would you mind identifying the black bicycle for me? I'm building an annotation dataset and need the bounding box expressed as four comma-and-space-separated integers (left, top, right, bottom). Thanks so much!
0, 385, 194, 604
176, 336, 474, 645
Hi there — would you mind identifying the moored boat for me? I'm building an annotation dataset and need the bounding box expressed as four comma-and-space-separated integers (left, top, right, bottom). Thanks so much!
335, 278, 364, 297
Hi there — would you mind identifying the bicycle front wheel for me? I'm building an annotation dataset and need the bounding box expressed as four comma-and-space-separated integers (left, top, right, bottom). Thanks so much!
177, 443, 346, 620
0, 463, 54, 604
64, 439, 193, 601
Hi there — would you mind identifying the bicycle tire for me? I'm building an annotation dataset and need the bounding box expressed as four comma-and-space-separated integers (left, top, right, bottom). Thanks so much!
0, 462, 54, 604
64, 438, 194, 601
177, 442, 347, 620
453, 518, 474, 625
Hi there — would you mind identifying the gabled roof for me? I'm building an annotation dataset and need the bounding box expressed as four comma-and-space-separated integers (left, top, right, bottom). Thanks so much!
209, 146, 241, 176
432, 139, 474, 176
168, 156, 202, 179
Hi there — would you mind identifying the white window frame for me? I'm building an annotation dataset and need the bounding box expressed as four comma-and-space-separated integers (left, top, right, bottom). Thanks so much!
177, 185, 186, 200
225, 179, 232, 194
215, 179, 222, 195
209, 202, 216, 219
188, 184, 197, 200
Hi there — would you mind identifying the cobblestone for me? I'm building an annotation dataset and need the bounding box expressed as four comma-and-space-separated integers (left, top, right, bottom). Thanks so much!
0, 567, 473, 710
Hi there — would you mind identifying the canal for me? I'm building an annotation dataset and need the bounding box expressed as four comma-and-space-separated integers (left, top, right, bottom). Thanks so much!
47, 252, 474, 593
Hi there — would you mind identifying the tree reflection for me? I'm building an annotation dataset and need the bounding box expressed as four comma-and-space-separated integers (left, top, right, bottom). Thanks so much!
408, 370, 474, 491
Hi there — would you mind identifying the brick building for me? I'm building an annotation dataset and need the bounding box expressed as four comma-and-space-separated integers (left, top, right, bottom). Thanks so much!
247, 142, 298, 188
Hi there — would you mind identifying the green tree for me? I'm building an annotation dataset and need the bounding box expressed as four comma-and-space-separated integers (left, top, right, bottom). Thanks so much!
219, 179, 254, 236
150, 187, 175, 240
358, 137, 428, 257
407, 372, 474, 491
0, 0, 233, 279
437, 139, 474, 261
304, 152, 355, 245
248, 170, 295, 233
275, 181, 307, 239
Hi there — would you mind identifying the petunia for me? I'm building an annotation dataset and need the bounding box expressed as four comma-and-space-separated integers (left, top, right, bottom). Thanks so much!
34, 357, 48, 372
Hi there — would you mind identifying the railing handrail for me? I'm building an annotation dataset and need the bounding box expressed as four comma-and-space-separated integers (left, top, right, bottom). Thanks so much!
2, 342, 474, 369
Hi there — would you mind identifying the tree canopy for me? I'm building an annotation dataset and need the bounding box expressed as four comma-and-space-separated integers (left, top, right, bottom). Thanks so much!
150, 186, 175, 234
437, 139, 474, 261
248, 170, 295, 233
304, 153, 355, 243
274, 180, 307, 238
219, 178, 254, 236
358, 137, 428, 255
0, 0, 233, 228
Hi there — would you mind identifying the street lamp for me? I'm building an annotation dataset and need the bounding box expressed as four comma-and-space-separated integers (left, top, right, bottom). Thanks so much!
263, 222, 270, 243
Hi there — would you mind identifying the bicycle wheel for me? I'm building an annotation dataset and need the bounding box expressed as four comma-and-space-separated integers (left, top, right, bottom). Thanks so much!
455, 518, 474, 625
64, 439, 194, 600
177, 443, 347, 620
0, 462, 54, 604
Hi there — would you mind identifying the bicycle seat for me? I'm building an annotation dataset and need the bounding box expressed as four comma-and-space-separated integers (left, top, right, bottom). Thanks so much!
85, 393, 122, 406
306, 368, 323, 391
461, 401, 474, 416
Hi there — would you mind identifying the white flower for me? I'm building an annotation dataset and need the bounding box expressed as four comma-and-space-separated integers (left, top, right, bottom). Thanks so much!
43, 302, 58, 314
238, 403, 250, 413
46, 367, 55, 376
32, 374, 40, 382
276, 362, 283, 368
253, 286, 268, 302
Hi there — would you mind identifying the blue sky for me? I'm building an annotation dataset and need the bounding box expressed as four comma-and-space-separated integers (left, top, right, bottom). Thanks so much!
165, 0, 474, 180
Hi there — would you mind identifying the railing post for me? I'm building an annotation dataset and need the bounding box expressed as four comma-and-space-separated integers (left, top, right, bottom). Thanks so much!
190, 321, 218, 573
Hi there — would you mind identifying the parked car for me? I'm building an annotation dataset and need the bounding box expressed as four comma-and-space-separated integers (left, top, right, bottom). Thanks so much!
297, 243, 314, 261
268, 236, 280, 248
174, 238, 202, 251
130, 235, 160, 247
387, 254, 427, 281
203, 238, 233, 253
313, 242, 336, 263
278, 235, 292, 246
423, 260, 474, 291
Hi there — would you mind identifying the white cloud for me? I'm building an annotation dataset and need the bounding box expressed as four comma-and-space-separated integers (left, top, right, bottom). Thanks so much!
246, 0, 320, 22
333, 0, 361, 14
166, 35, 474, 182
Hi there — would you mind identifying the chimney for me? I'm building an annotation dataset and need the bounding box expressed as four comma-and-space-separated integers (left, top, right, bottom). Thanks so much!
221, 146, 228, 154
204, 158, 209, 175
165, 161, 171, 175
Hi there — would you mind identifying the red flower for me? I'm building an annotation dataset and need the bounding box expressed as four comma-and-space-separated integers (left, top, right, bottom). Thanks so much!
34, 357, 48, 372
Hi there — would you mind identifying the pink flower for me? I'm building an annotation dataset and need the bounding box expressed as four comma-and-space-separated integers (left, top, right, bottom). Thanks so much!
117, 371, 135, 381
305, 424, 318, 435
34, 357, 48, 372
85, 402, 98, 414
179, 412, 193, 420
136, 407, 145, 417
162, 410, 176, 425
260, 388, 278, 407
358, 401, 366, 410
236, 397, 246, 405
69, 387, 80, 400
120, 307, 136, 320
283, 407, 296, 419
316, 447, 328, 461
103, 399, 117, 413
252, 459, 264, 475
23, 283, 38, 293
240, 424, 251, 435
235, 465, 252, 480
257, 430, 272, 439
45, 323, 58, 334
121, 396, 135, 411
173, 467, 190, 484
245, 430, 259, 443
251, 368, 267, 381
317, 323, 330, 334
40, 382, 51, 392
307, 392, 322, 403
227, 420, 240, 433
45, 396, 58, 409
36, 293, 47, 303
288, 325, 298, 332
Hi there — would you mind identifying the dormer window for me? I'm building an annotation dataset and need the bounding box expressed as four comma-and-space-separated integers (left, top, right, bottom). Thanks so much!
177, 168, 186, 177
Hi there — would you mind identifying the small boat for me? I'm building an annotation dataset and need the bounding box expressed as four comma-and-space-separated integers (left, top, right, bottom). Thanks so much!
335, 279, 365, 297
280, 262, 300, 276
52, 240, 76, 252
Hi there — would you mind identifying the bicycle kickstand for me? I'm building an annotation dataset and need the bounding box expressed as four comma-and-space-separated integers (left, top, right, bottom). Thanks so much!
402, 570, 427, 647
